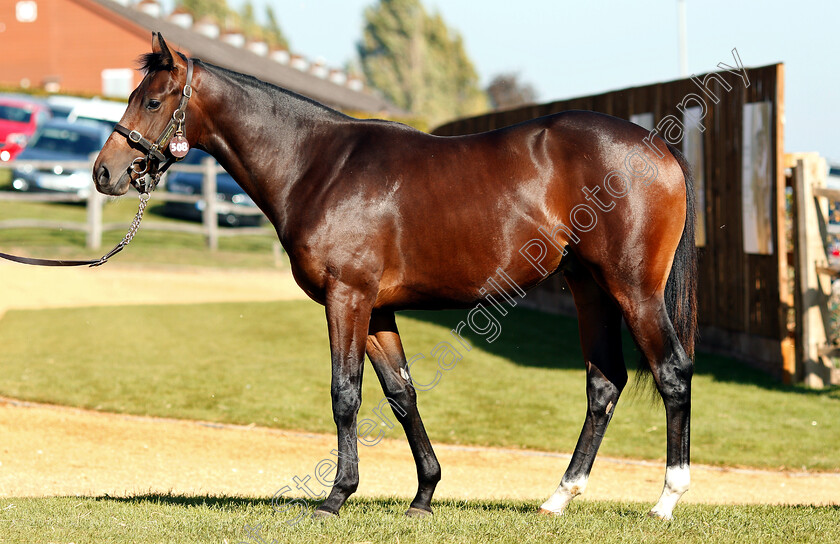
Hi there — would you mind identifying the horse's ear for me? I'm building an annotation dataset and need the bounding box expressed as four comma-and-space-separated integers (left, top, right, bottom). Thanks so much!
151, 32, 174, 69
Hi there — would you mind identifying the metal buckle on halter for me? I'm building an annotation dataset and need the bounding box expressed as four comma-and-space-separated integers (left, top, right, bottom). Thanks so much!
129, 130, 143, 143
183, 85, 192, 99
139, 171, 162, 194
131, 157, 149, 176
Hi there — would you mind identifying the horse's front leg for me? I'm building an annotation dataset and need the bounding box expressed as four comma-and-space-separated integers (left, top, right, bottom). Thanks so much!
313, 281, 376, 518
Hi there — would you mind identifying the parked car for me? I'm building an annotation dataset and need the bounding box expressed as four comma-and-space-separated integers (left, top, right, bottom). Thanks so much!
66, 98, 127, 130
163, 149, 263, 227
0, 96, 52, 162
10, 119, 111, 198
45, 95, 96, 120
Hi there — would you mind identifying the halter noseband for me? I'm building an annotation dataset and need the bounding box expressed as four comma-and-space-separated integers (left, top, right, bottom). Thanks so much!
113, 58, 194, 194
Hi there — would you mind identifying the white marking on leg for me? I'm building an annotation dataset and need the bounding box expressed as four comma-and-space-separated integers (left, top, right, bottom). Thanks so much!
539, 475, 588, 515
399, 367, 410, 382
649, 465, 690, 520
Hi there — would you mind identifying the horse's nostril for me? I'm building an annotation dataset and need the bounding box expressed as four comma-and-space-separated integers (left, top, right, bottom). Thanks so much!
96, 165, 110, 186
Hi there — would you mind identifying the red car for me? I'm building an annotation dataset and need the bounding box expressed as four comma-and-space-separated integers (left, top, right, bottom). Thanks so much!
0, 97, 51, 162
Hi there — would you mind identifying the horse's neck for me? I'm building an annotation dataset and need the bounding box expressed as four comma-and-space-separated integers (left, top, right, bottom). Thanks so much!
194, 65, 344, 224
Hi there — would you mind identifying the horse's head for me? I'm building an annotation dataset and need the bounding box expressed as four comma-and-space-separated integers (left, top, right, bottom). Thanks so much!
93, 32, 196, 196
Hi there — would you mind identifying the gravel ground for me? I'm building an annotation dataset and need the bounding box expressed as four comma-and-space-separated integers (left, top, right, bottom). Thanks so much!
0, 398, 837, 506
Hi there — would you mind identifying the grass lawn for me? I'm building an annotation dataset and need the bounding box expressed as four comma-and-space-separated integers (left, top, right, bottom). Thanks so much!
0, 495, 838, 544
0, 195, 280, 269
0, 300, 838, 470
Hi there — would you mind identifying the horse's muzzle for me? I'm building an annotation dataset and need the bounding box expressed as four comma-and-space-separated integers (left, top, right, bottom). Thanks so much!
94, 163, 110, 187
93, 163, 131, 196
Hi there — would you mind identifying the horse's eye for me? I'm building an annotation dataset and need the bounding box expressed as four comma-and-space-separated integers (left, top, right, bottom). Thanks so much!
147, 99, 161, 111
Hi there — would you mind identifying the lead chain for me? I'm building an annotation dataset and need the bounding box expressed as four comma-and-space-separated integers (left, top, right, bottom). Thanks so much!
120, 192, 150, 248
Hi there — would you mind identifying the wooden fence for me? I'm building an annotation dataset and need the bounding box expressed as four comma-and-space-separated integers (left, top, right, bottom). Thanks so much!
435, 63, 797, 382
789, 153, 840, 387
0, 158, 269, 252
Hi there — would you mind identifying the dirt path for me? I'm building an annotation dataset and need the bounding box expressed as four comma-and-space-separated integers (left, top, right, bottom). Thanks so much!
0, 262, 837, 505
0, 398, 837, 505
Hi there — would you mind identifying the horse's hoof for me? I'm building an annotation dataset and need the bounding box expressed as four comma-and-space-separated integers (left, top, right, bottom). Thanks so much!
312, 508, 339, 520
647, 510, 672, 521
538, 507, 562, 516
406, 506, 433, 517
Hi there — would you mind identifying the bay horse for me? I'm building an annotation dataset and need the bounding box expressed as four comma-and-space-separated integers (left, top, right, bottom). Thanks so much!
93, 34, 696, 520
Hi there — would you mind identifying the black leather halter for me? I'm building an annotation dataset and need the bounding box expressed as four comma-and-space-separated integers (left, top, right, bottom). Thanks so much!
113, 58, 194, 194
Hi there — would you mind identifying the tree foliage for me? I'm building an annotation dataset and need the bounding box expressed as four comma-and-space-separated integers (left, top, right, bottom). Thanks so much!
176, 0, 289, 49
236, 0, 259, 37
357, 0, 488, 126
486, 73, 537, 111
264, 5, 290, 49
177, 0, 229, 23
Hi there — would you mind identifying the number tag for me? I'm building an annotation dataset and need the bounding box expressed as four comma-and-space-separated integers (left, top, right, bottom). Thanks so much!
169, 134, 190, 158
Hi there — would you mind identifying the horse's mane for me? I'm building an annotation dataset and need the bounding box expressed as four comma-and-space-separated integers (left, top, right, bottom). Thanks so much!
137, 50, 348, 120
200, 59, 349, 119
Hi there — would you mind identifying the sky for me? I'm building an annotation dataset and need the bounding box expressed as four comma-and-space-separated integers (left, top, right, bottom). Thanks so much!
162, 0, 839, 162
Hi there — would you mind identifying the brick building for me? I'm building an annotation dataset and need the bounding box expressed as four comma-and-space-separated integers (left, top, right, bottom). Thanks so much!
0, 0, 401, 114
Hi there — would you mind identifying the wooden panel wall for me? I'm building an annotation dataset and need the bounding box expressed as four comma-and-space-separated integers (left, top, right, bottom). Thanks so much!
434, 64, 788, 376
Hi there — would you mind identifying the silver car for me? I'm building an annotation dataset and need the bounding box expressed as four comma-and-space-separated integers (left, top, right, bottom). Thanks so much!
11, 119, 111, 198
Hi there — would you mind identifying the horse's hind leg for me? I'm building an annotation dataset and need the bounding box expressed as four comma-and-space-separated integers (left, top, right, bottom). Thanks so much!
366, 310, 441, 516
540, 268, 627, 515
621, 297, 692, 520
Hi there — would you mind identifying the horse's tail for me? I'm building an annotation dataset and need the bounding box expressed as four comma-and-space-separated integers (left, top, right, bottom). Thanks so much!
636, 144, 697, 389
663, 143, 698, 360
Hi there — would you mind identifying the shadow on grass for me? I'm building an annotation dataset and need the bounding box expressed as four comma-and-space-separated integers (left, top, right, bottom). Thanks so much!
399, 307, 585, 371
401, 307, 840, 400
94, 493, 275, 509
93, 493, 544, 515
75, 493, 840, 515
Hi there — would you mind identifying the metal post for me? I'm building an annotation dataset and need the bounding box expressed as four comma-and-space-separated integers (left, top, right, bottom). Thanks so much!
201, 156, 219, 251
678, 0, 688, 77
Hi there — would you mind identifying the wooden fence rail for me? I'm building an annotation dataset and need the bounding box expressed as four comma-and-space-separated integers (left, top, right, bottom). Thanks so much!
0, 157, 269, 251
790, 152, 840, 386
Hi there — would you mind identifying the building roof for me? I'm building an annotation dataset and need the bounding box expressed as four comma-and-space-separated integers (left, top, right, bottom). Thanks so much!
88, 0, 404, 115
